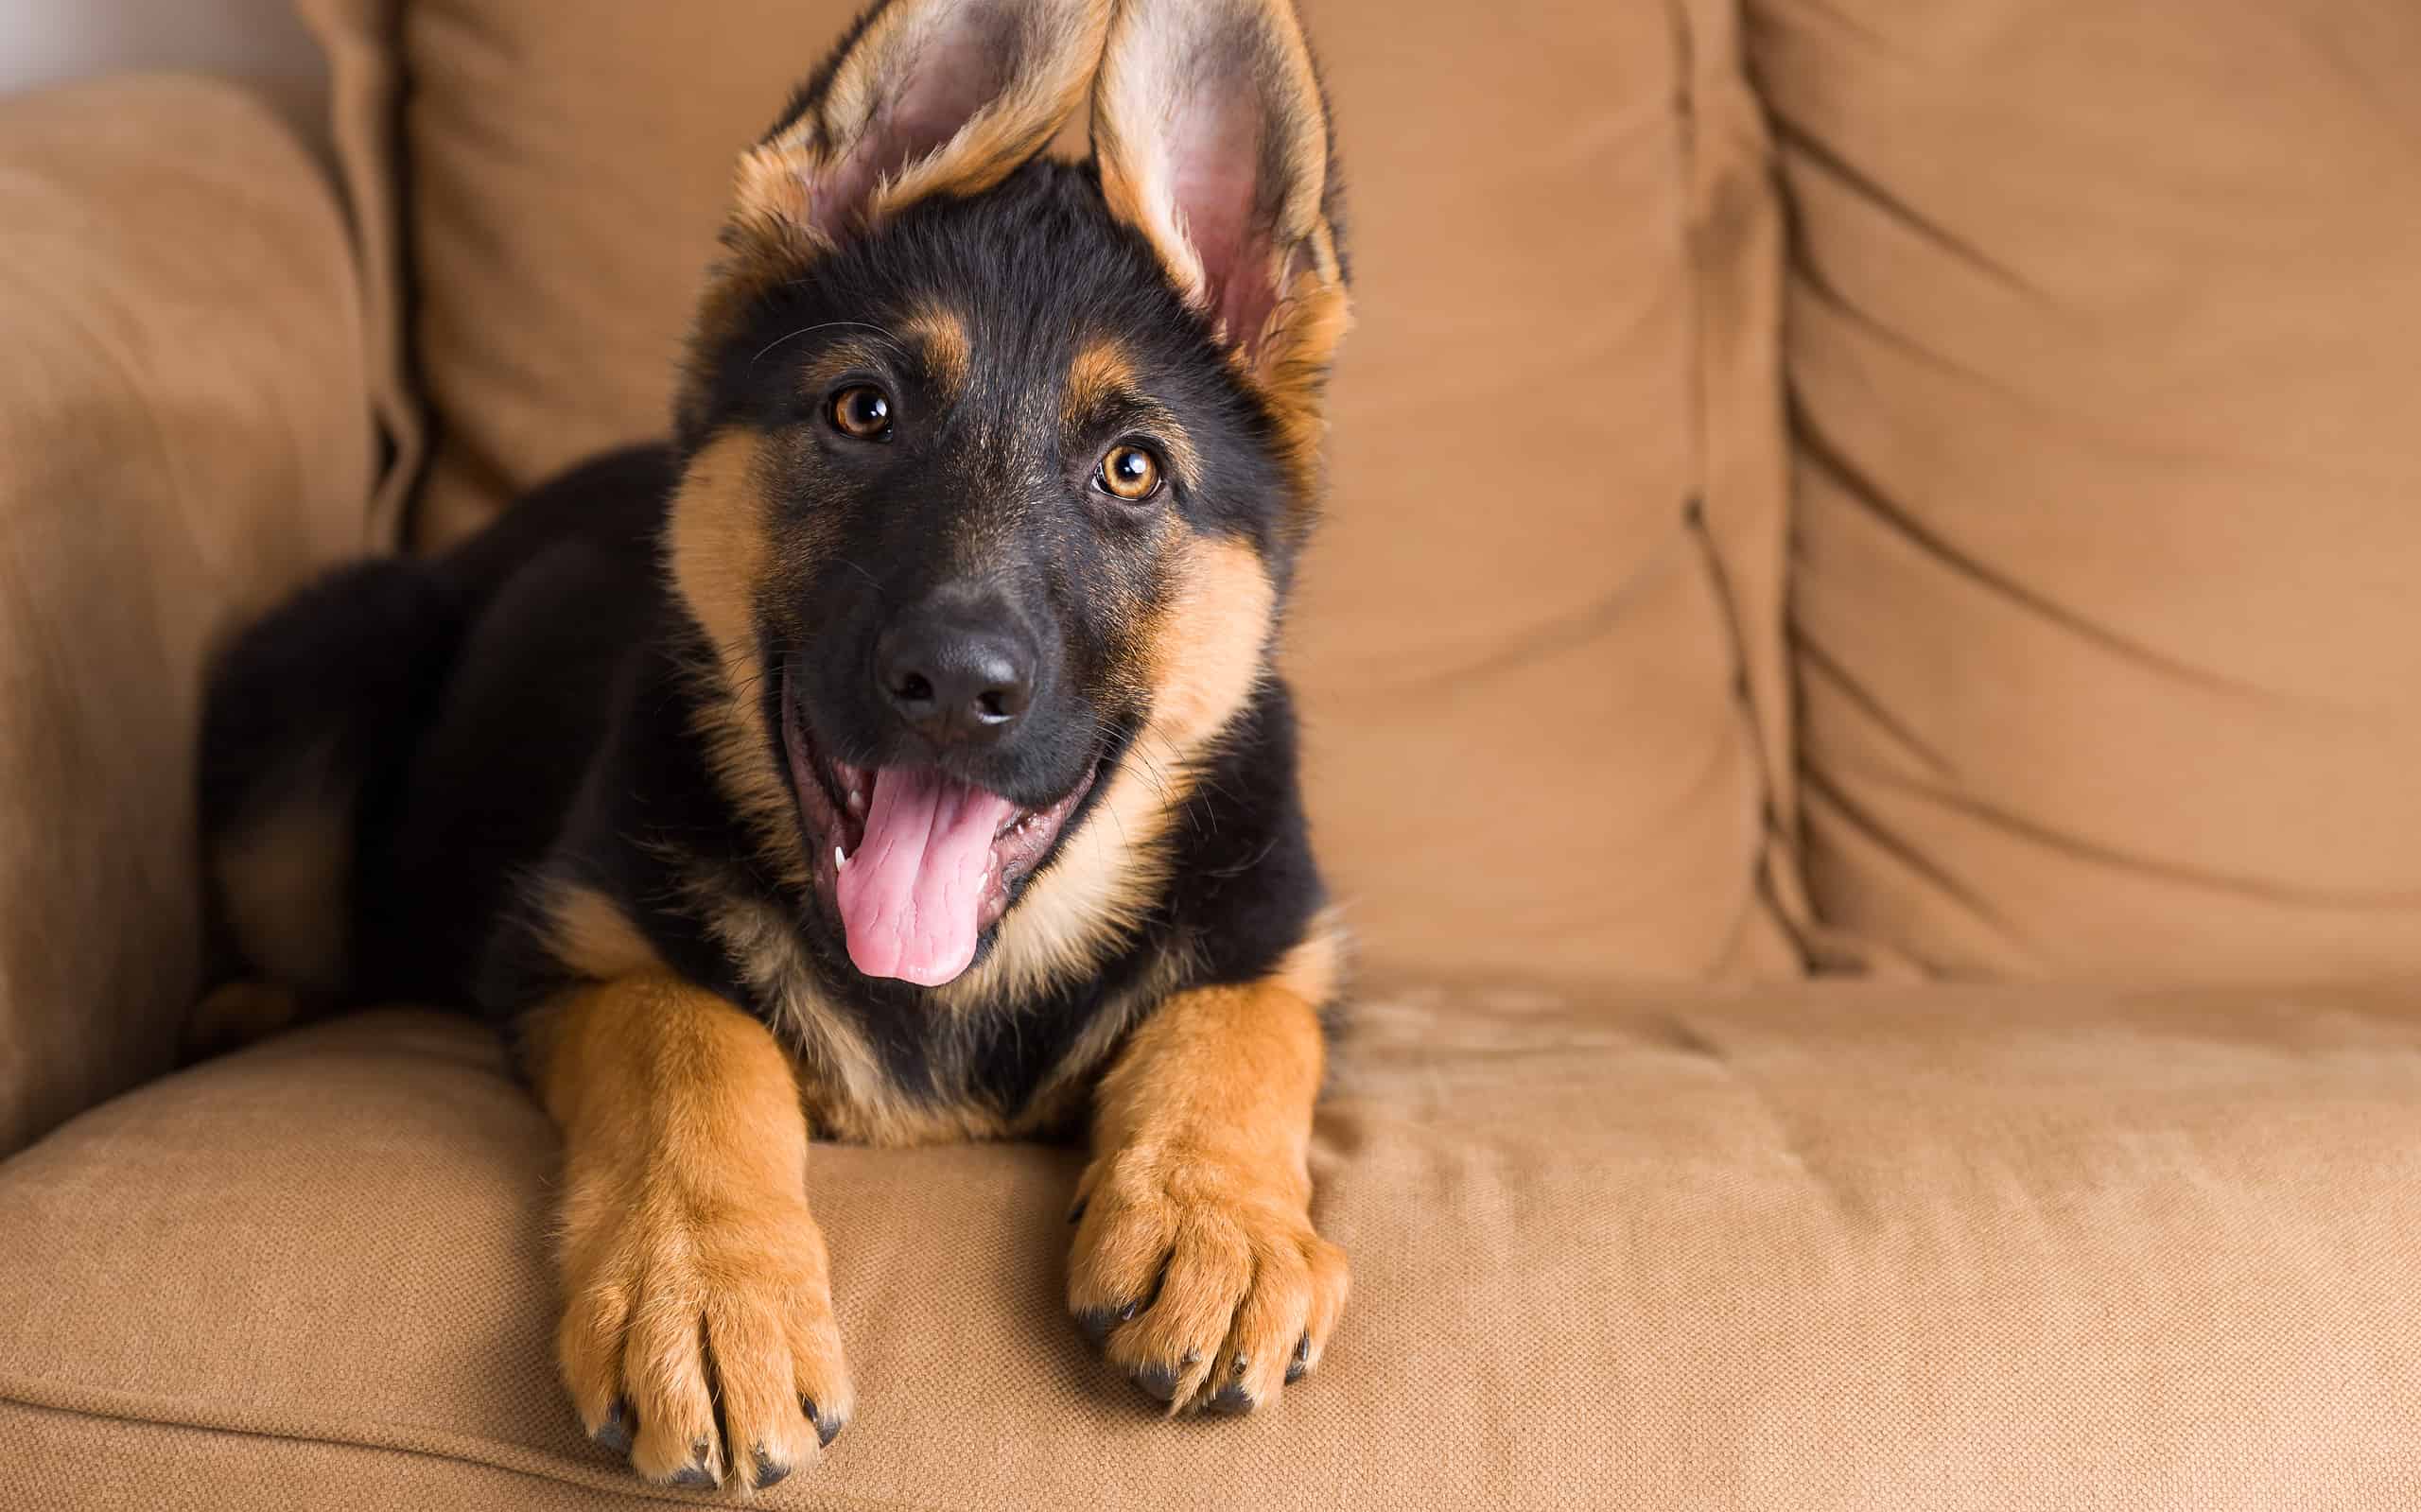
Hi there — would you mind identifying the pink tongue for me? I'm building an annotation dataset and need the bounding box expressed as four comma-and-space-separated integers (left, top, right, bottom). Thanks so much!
834, 767, 1016, 986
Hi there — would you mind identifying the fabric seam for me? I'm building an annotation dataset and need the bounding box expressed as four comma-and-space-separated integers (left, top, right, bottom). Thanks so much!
0, 1381, 962, 1512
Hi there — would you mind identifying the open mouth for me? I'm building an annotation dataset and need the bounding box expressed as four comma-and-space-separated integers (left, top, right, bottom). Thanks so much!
779, 669, 1099, 987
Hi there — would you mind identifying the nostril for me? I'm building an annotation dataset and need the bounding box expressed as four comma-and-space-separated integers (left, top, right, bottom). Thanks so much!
875, 608, 1034, 743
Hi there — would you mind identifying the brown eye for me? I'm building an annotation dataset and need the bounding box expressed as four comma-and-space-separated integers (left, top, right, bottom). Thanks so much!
1098, 443, 1162, 501
829, 384, 892, 440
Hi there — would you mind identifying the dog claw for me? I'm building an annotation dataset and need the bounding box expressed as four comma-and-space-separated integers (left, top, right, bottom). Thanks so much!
1286, 1333, 1311, 1384
752, 1448, 792, 1489
805, 1395, 845, 1450
1206, 1382, 1255, 1416
590, 1398, 635, 1455
1132, 1363, 1183, 1402
1075, 1298, 1140, 1347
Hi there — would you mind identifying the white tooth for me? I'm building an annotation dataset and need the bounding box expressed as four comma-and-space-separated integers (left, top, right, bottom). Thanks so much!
834, 845, 847, 870
846, 791, 865, 815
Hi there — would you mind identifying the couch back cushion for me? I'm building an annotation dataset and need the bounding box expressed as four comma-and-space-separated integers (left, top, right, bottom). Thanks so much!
0, 77, 371, 1154
1750, 0, 2421, 979
297, 0, 1803, 981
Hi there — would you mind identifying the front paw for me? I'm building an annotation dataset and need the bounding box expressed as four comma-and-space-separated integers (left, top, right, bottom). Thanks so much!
557, 1183, 853, 1489
1066, 1150, 1349, 1416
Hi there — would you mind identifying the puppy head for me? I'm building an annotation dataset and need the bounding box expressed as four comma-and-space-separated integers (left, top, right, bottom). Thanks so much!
669, 0, 1348, 990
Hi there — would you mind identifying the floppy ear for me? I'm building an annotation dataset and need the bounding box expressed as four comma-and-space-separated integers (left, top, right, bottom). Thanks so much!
1090, 0, 1350, 393
730, 0, 1113, 256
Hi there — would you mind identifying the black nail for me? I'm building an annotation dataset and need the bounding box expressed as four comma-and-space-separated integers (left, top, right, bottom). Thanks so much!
1286, 1333, 1310, 1384
1133, 1363, 1182, 1402
591, 1398, 634, 1454
669, 1459, 715, 1489
752, 1448, 792, 1489
1075, 1298, 1140, 1347
1206, 1382, 1255, 1416
805, 1396, 844, 1450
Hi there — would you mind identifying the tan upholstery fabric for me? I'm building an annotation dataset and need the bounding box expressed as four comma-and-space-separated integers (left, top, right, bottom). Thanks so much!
5, 983, 2420, 1507
1750, 0, 2421, 979
0, 76, 372, 1156
288, 0, 423, 547
295, 0, 1803, 982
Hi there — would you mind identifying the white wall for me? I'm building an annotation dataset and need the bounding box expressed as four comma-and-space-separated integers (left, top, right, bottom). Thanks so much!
0, 0, 328, 146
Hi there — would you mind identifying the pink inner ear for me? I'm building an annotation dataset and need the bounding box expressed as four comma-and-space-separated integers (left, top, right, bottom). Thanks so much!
1167, 91, 1282, 353
811, 12, 1021, 236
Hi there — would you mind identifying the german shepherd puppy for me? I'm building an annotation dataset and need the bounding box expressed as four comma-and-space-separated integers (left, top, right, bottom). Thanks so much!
192, 0, 1352, 1491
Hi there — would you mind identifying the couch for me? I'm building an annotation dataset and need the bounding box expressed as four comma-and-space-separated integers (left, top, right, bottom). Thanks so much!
1, 0, 2416, 1506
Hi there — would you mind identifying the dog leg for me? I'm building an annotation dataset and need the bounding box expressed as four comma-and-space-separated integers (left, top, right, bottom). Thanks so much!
528, 972, 851, 1489
1066, 958, 1349, 1416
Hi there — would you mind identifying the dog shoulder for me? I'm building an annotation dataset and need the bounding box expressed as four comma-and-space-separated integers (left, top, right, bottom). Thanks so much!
1160, 677, 1332, 998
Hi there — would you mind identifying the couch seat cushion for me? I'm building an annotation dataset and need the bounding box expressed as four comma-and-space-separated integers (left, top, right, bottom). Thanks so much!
2, 982, 2418, 1507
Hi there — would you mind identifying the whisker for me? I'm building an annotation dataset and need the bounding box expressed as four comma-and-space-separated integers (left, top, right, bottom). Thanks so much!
832, 557, 888, 598
749, 320, 911, 372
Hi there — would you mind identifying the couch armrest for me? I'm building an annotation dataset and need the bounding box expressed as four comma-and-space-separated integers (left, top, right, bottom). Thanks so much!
0, 75, 373, 1156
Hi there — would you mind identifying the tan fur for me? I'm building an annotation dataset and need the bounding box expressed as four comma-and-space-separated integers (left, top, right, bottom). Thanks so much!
1064, 336, 1139, 424
539, 883, 666, 983
901, 303, 974, 399
531, 972, 852, 1489
1251, 251, 1352, 509
667, 430, 774, 670
1268, 909, 1347, 1008
1142, 534, 1278, 753
211, 742, 351, 995
665, 429, 814, 891
1065, 922, 1350, 1414
1090, 0, 1350, 504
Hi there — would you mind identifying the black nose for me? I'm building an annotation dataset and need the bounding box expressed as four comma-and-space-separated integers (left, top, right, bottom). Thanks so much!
876, 602, 1036, 748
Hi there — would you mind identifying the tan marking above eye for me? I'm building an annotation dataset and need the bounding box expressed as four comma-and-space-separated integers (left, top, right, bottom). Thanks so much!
1065, 339, 1140, 425
830, 384, 893, 439
1099, 443, 1162, 501
901, 307, 971, 399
